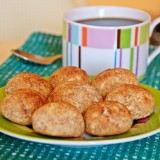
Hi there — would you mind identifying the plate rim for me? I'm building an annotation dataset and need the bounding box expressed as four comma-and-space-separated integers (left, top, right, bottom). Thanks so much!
0, 125, 160, 146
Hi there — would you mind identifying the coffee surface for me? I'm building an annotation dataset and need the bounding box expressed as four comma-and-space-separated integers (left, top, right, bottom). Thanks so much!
76, 18, 142, 27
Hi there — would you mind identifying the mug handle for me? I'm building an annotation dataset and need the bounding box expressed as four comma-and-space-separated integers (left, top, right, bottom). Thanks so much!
147, 17, 160, 65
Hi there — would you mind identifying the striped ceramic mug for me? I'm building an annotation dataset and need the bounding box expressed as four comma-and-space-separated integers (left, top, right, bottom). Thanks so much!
63, 6, 160, 78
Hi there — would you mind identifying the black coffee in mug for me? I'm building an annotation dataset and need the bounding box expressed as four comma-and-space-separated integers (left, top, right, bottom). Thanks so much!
76, 18, 142, 27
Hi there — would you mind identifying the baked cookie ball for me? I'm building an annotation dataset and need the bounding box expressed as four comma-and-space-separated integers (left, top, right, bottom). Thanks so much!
48, 82, 102, 113
84, 101, 133, 136
5, 72, 53, 98
1, 89, 47, 125
49, 66, 90, 88
32, 102, 85, 137
105, 84, 155, 120
92, 68, 138, 98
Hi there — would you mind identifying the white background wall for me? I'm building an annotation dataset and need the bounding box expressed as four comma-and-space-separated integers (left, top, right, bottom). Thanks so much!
0, 0, 87, 40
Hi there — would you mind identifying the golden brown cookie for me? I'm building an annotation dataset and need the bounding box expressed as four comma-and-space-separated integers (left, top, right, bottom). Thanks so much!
1, 89, 47, 125
84, 100, 133, 136
92, 68, 139, 98
32, 102, 85, 137
5, 72, 53, 98
105, 84, 155, 120
48, 82, 102, 113
49, 66, 90, 88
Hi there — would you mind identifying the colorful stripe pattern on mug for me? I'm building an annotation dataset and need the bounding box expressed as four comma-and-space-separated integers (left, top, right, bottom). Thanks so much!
63, 21, 149, 76
63, 21, 150, 49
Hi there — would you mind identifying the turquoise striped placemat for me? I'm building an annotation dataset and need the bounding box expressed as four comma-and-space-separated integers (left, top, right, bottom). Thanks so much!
0, 32, 62, 87
0, 32, 160, 160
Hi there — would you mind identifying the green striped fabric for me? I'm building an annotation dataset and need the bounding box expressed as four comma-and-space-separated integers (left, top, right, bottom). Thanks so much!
0, 32, 62, 87
0, 32, 160, 160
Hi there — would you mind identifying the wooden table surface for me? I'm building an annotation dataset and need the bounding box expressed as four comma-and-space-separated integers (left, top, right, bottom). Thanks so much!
0, 40, 24, 65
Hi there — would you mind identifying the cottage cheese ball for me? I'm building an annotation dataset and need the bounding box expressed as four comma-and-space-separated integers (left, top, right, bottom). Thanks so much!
84, 100, 133, 136
5, 72, 53, 98
92, 68, 139, 98
49, 66, 90, 88
48, 82, 102, 113
32, 102, 85, 137
1, 89, 47, 125
105, 84, 155, 120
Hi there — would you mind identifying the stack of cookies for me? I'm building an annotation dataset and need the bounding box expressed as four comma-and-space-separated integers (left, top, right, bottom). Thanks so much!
0, 66, 155, 137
